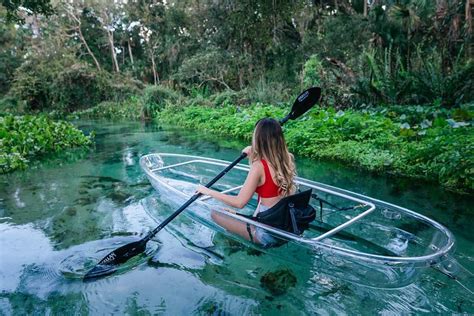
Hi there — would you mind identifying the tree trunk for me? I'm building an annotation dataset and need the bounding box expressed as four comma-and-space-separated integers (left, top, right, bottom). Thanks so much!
78, 28, 101, 71
272, 0, 277, 43
150, 49, 158, 85
467, 0, 473, 58
128, 39, 135, 69
363, 0, 368, 17
238, 68, 244, 89
466, 0, 472, 35
107, 30, 120, 73
65, 6, 101, 71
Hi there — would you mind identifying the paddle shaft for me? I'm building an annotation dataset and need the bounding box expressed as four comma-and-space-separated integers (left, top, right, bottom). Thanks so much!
142, 113, 294, 242
84, 87, 320, 280
142, 113, 297, 242
143, 152, 248, 242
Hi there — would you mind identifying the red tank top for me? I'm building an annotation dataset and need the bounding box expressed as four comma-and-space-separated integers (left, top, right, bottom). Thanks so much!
255, 159, 280, 198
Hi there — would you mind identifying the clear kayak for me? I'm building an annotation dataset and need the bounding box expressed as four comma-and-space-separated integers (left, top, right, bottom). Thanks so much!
140, 153, 457, 288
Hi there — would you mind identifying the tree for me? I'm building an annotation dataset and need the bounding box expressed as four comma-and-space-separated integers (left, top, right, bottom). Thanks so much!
1, 0, 53, 22
0, 7, 30, 94
60, 3, 102, 71
99, 6, 121, 73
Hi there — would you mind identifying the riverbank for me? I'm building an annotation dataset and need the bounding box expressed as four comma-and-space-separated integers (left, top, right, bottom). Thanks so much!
6, 92, 472, 193
0, 115, 93, 173
156, 104, 473, 193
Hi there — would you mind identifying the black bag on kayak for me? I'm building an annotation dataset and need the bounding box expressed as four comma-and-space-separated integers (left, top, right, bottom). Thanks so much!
241, 189, 316, 235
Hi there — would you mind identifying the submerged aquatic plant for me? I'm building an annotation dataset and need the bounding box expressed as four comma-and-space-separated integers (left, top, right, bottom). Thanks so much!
260, 269, 297, 295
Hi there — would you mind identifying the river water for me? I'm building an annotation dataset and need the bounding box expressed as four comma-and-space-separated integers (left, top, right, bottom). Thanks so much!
0, 120, 472, 314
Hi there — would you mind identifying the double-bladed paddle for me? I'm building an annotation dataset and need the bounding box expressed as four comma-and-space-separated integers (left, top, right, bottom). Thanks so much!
84, 87, 321, 280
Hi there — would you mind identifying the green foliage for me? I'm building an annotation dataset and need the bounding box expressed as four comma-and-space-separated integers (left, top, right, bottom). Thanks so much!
0, 95, 23, 115
0, 9, 29, 95
0, 114, 93, 173
141, 85, 180, 117
209, 90, 244, 107
158, 104, 473, 192
1, 0, 53, 23
174, 48, 232, 91
353, 46, 474, 107
72, 98, 143, 120
244, 79, 294, 106
72, 85, 184, 120
302, 55, 355, 107
303, 55, 323, 88
10, 55, 142, 112
2, 0, 473, 112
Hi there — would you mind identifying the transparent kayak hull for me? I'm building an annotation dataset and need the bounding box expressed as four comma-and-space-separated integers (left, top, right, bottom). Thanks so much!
140, 153, 456, 288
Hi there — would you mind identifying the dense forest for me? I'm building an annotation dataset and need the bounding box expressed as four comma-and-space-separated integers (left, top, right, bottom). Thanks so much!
0, 0, 473, 192
1, 0, 473, 109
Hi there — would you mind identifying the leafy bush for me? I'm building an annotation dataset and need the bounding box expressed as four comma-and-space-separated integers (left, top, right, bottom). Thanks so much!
244, 79, 293, 105
10, 54, 142, 112
0, 115, 93, 173
174, 49, 233, 91
303, 55, 324, 88
72, 98, 143, 120
210, 90, 242, 107
141, 85, 180, 118
0, 95, 24, 115
303, 55, 356, 107
353, 47, 474, 107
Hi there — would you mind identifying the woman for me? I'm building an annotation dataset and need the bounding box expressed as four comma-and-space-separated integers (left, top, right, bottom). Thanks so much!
196, 118, 297, 247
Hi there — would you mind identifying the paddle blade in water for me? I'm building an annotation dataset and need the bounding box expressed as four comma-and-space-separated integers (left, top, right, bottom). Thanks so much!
281, 87, 321, 124
83, 264, 118, 280
84, 239, 147, 280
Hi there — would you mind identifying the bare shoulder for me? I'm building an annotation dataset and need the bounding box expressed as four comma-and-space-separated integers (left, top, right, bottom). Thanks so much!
251, 160, 263, 170
249, 160, 264, 176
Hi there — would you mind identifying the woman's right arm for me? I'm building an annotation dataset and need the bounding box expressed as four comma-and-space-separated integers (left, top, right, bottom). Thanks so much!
196, 161, 261, 209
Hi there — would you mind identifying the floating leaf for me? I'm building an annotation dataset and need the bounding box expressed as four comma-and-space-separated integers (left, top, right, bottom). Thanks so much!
335, 110, 345, 117
446, 119, 470, 128
420, 119, 432, 129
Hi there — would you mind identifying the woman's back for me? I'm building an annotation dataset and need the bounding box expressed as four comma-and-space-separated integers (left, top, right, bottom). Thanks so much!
255, 159, 282, 209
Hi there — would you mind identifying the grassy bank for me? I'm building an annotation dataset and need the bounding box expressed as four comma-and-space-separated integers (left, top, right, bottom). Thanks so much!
156, 104, 473, 193
0, 115, 93, 173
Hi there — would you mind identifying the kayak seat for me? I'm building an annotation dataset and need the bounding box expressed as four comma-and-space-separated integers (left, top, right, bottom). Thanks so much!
238, 189, 316, 237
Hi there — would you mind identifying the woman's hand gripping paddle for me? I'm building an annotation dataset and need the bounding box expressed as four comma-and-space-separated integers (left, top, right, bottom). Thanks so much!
84, 87, 321, 280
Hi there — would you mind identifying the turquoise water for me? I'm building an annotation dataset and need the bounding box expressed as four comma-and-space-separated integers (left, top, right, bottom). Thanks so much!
0, 120, 473, 314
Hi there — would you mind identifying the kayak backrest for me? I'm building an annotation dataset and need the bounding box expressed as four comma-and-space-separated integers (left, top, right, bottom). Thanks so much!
256, 189, 315, 235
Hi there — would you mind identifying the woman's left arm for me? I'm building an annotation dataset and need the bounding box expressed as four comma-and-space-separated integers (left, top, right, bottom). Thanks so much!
196, 163, 261, 209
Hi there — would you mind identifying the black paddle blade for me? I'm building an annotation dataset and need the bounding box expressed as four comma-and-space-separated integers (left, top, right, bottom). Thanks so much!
83, 264, 117, 280
280, 87, 321, 124
84, 239, 147, 280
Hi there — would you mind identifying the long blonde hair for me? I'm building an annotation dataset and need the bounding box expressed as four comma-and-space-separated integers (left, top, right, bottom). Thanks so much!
251, 118, 296, 196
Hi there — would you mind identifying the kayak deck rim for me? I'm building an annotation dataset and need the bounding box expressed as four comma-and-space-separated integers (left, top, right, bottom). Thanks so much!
139, 152, 456, 266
